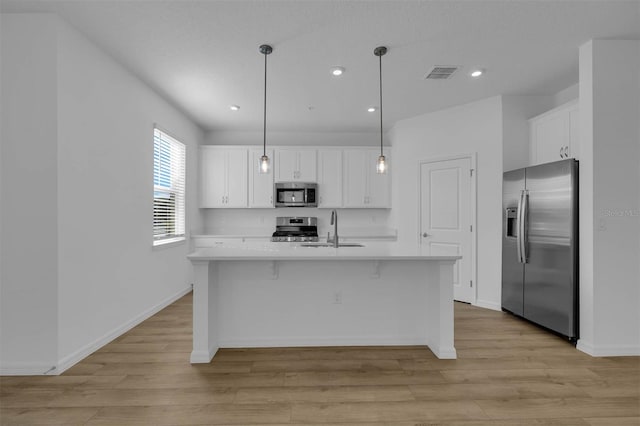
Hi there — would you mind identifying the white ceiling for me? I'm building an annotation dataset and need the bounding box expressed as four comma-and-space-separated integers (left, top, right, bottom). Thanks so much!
2, 1, 639, 133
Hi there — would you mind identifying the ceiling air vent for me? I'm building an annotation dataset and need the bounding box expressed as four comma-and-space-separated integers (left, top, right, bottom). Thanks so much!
424, 66, 459, 80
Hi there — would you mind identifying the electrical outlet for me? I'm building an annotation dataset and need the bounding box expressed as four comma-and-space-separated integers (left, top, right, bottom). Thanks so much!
598, 218, 607, 231
332, 291, 342, 304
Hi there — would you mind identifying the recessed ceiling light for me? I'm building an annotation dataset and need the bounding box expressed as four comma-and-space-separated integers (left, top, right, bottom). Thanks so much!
229, 105, 240, 111
470, 69, 484, 78
367, 106, 378, 112
331, 67, 345, 76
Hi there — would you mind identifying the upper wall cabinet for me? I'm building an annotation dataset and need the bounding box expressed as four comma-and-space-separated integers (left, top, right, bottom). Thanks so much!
343, 148, 391, 208
248, 148, 275, 208
529, 100, 579, 166
275, 148, 317, 182
200, 145, 391, 209
317, 149, 343, 208
200, 146, 248, 208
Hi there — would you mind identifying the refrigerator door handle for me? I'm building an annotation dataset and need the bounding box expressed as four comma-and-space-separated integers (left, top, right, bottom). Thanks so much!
516, 190, 524, 263
521, 190, 529, 263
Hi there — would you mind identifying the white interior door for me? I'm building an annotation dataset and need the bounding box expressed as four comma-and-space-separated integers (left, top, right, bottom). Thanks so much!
420, 157, 473, 303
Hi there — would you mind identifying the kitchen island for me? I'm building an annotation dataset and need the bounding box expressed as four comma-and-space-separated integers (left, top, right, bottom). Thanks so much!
187, 242, 460, 363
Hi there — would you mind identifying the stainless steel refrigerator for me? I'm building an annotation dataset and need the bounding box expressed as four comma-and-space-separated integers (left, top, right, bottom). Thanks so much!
502, 159, 578, 341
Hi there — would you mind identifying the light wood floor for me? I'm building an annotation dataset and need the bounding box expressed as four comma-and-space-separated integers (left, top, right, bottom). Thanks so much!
1, 293, 638, 425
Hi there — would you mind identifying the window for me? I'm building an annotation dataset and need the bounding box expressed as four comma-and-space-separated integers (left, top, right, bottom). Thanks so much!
153, 127, 186, 246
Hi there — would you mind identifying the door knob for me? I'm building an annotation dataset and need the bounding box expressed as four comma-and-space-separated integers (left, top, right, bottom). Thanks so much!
422, 232, 431, 237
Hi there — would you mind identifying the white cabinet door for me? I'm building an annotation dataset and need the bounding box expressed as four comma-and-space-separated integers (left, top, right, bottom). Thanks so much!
225, 148, 248, 207
297, 149, 317, 182
568, 105, 579, 159
317, 149, 342, 207
343, 149, 391, 208
343, 149, 368, 207
200, 147, 227, 208
529, 100, 578, 165
275, 149, 298, 181
534, 113, 567, 163
275, 149, 317, 181
367, 150, 391, 208
343, 150, 366, 208
248, 148, 274, 208
199, 146, 247, 208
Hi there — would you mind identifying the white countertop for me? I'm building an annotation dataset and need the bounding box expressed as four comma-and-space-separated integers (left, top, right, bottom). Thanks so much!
187, 241, 461, 261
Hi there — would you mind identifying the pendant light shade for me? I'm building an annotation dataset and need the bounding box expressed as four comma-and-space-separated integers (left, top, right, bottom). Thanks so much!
259, 44, 272, 174
374, 46, 387, 174
260, 154, 270, 173
376, 154, 387, 174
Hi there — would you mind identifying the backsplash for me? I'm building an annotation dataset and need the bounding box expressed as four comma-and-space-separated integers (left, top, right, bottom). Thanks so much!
199, 208, 393, 237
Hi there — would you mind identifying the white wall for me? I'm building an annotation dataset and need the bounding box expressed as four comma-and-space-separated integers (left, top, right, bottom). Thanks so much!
207, 130, 384, 147
56, 20, 204, 370
389, 96, 504, 310
0, 14, 204, 374
201, 208, 392, 238
578, 40, 640, 356
553, 83, 579, 108
1, 14, 60, 374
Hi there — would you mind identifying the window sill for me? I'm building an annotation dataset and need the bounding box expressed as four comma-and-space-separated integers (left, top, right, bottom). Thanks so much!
153, 237, 186, 250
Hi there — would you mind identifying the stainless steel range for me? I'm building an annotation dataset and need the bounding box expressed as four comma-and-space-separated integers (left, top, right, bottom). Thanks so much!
271, 217, 319, 242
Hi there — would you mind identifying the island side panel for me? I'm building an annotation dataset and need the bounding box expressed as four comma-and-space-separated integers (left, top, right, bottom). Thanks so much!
212, 259, 450, 351
190, 260, 219, 363
425, 259, 457, 359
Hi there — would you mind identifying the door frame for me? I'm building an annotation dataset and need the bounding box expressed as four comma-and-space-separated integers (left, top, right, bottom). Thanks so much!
417, 153, 478, 305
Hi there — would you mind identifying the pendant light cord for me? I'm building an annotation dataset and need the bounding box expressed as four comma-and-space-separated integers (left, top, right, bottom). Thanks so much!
378, 52, 383, 157
263, 51, 267, 157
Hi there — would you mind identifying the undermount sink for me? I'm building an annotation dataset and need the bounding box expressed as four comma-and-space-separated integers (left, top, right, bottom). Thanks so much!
300, 243, 365, 248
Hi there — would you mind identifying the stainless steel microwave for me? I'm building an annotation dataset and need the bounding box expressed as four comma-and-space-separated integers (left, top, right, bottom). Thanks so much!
274, 182, 318, 207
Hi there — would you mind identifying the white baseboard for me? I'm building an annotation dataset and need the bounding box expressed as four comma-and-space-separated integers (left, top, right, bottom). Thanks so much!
474, 299, 501, 311
577, 340, 640, 357
190, 343, 219, 364
0, 362, 57, 376
429, 346, 457, 359
218, 336, 429, 348
54, 286, 192, 375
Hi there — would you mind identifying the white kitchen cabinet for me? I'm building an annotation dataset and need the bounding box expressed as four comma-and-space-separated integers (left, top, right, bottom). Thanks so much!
529, 100, 579, 165
200, 146, 248, 208
317, 149, 343, 207
275, 148, 317, 182
343, 148, 391, 208
199, 145, 392, 210
248, 148, 275, 208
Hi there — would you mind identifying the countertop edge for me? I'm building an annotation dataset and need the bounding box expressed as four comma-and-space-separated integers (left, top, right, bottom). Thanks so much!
187, 253, 462, 261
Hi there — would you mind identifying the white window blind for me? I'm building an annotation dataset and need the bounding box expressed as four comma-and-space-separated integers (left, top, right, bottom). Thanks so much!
153, 128, 186, 245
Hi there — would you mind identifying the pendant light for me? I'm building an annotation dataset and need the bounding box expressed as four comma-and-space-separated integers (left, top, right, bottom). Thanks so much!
259, 44, 273, 174
374, 46, 387, 174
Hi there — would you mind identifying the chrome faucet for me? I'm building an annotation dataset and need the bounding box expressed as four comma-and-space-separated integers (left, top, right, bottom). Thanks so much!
328, 209, 339, 248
